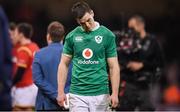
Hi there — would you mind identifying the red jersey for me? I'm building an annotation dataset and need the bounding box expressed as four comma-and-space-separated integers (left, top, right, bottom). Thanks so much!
12, 44, 20, 76
15, 42, 39, 87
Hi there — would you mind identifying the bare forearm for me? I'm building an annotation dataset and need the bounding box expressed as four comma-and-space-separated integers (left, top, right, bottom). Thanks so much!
57, 62, 68, 94
110, 65, 120, 95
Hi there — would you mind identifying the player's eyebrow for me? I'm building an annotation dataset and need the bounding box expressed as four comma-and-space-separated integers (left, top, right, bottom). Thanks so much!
80, 18, 91, 24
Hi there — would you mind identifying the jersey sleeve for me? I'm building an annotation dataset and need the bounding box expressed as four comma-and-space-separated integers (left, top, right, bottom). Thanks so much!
63, 33, 73, 57
17, 47, 31, 68
105, 31, 117, 58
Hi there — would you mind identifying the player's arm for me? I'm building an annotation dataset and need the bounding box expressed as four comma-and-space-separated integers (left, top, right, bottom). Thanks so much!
107, 57, 120, 108
13, 48, 30, 85
13, 67, 26, 85
57, 54, 72, 106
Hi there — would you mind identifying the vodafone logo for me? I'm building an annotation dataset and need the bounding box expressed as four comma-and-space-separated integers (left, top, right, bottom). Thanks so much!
82, 48, 93, 59
79, 48, 98, 64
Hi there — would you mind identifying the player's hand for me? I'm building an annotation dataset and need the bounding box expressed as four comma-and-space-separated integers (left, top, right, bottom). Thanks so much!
56, 92, 67, 107
127, 61, 143, 71
110, 93, 119, 108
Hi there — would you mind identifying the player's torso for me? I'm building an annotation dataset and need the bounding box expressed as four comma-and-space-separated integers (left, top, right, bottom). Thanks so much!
25, 42, 39, 68
25, 42, 39, 75
72, 27, 108, 68
12, 44, 20, 76
16, 42, 39, 87
69, 26, 114, 95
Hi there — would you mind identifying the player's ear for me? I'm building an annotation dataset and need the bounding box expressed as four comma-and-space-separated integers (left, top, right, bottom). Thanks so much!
19, 32, 24, 38
76, 19, 81, 25
46, 33, 51, 44
90, 10, 94, 17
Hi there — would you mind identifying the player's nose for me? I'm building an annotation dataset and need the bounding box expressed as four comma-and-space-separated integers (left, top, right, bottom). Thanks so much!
85, 22, 90, 28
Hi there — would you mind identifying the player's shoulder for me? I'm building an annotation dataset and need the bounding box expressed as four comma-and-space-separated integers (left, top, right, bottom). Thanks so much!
100, 25, 110, 30
17, 45, 33, 57
99, 25, 115, 37
66, 26, 82, 39
99, 25, 111, 31
27, 42, 39, 53
27, 42, 39, 49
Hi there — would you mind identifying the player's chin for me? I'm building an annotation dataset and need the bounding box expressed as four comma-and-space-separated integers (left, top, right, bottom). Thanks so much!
85, 29, 91, 32
84, 28, 91, 32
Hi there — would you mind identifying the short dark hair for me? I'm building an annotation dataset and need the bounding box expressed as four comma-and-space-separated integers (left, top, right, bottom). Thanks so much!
71, 1, 92, 19
9, 22, 16, 31
129, 15, 145, 25
47, 21, 65, 42
17, 23, 33, 39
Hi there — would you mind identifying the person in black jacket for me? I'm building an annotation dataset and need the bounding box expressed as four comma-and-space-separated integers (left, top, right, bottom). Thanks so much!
116, 15, 164, 111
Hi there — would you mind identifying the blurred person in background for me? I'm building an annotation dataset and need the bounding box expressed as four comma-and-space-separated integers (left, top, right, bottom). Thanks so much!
156, 61, 180, 111
57, 1, 120, 112
32, 21, 72, 110
11, 23, 39, 111
9, 22, 20, 77
116, 15, 164, 111
9, 22, 17, 45
0, 6, 13, 111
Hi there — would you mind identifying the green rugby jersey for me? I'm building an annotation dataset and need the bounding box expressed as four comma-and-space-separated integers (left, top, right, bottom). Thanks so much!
63, 22, 117, 96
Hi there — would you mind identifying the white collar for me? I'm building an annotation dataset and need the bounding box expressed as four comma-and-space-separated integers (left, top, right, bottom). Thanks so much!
80, 21, 100, 32
92, 22, 100, 31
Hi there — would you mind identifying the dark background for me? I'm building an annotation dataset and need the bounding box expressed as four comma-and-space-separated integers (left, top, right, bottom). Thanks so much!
1, 0, 180, 63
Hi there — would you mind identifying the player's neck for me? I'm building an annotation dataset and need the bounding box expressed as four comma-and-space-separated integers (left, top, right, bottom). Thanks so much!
91, 21, 96, 29
20, 37, 31, 45
140, 30, 146, 39
90, 21, 99, 31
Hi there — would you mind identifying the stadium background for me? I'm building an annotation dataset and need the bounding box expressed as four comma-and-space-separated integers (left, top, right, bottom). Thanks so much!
1, 0, 180, 64
1, 0, 180, 109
